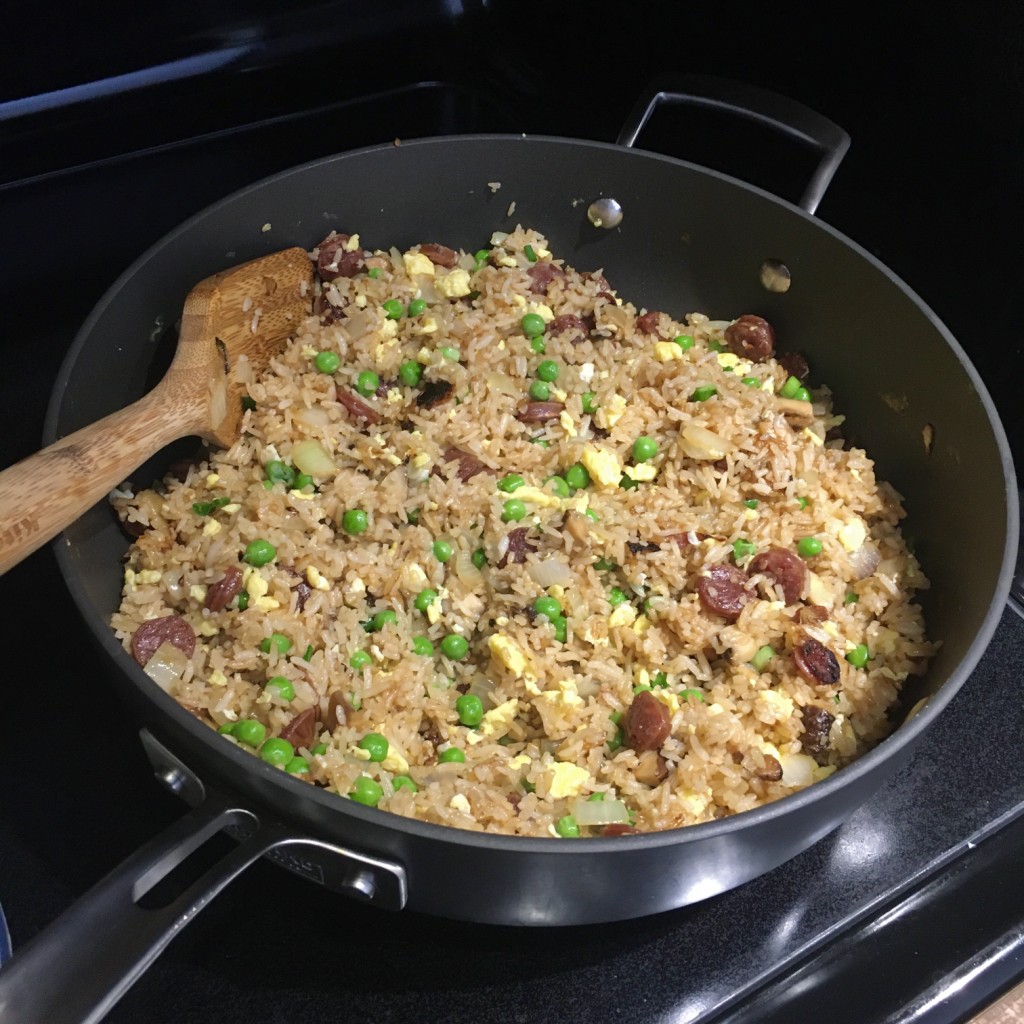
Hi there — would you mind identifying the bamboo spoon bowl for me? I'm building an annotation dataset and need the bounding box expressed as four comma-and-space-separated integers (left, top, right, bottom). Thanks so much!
0, 247, 314, 576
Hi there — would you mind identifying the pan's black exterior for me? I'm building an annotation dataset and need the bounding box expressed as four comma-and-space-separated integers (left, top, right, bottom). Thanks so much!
46, 136, 1017, 925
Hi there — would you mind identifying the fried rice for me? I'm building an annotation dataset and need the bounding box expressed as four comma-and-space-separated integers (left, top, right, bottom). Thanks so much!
110, 226, 936, 838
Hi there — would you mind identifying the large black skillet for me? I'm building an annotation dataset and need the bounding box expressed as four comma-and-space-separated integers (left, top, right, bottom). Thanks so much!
0, 80, 1017, 1024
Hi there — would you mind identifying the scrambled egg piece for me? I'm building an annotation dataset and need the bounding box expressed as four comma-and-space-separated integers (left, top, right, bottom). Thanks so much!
449, 794, 472, 814
343, 234, 361, 252
305, 566, 331, 591
630, 462, 658, 481
507, 753, 531, 770
527, 302, 555, 323
633, 614, 651, 635
128, 569, 162, 587
468, 698, 520, 745
488, 635, 539, 693
436, 268, 472, 298
189, 585, 208, 603
716, 352, 750, 375
559, 410, 577, 436
756, 689, 794, 723
580, 445, 623, 490
205, 473, 220, 486
403, 250, 435, 277
243, 567, 269, 601
677, 788, 713, 817
653, 341, 684, 362
197, 621, 219, 637
254, 596, 280, 611
414, 316, 439, 335
379, 318, 399, 340
594, 393, 627, 429
801, 427, 824, 447
202, 520, 222, 537
650, 688, 680, 715
548, 762, 590, 799
780, 753, 836, 787
838, 517, 867, 553
382, 749, 410, 774
608, 604, 637, 629
536, 679, 584, 710
513, 485, 564, 509
208, 670, 228, 687
806, 572, 832, 607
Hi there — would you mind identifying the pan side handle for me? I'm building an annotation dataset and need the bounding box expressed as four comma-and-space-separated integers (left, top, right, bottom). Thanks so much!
616, 74, 850, 216
0, 797, 272, 1024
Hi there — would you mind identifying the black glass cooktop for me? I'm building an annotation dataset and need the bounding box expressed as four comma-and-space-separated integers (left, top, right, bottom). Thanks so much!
0, 3, 1021, 1022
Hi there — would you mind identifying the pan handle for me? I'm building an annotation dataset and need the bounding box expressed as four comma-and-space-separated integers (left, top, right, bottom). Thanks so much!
616, 75, 851, 216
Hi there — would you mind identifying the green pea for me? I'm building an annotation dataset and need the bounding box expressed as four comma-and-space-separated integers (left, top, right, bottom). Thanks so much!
294, 473, 314, 491
350, 649, 372, 671
415, 588, 438, 612
192, 497, 231, 516
358, 732, 389, 762
536, 360, 559, 382
588, 792, 606, 801
780, 375, 802, 399
456, 693, 484, 727
608, 587, 628, 608
218, 722, 237, 735
260, 737, 295, 767
607, 726, 624, 753
369, 609, 398, 632
285, 757, 309, 774
260, 633, 291, 655
472, 547, 487, 568
311, 743, 328, 756
798, 536, 823, 558
244, 539, 277, 566
523, 244, 538, 262
529, 380, 550, 401
845, 591, 859, 605
632, 436, 658, 463
393, 774, 418, 793
793, 386, 812, 403
732, 538, 757, 562
406, 507, 421, 525
690, 385, 717, 402
367, 267, 382, 279
581, 391, 598, 415
707, 339, 726, 352
652, 671, 668, 688
382, 298, 404, 320
521, 312, 546, 338
473, 248, 491, 269
564, 463, 590, 490
555, 815, 580, 838
521, 778, 536, 793
408, 297, 428, 317
744, 499, 759, 509
355, 370, 380, 397
551, 615, 568, 643
584, 508, 600, 522
502, 499, 526, 522
237, 590, 250, 611
234, 719, 266, 747
399, 360, 424, 387
674, 334, 695, 351
530, 336, 546, 354
432, 539, 454, 563
241, 395, 257, 411
846, 644, 870, 668
439, 346, 460, 361
529, 437, 551, 448
594, 558, 618, 571
497, 473, 525, 492
438, 747, 466, 763
350, 776, 384, 806
797, 496, 810, 510
545, 475, 571, 498
314, 350, 340, 374
750, 644, 775, 672
742, 376, 761, 388
679, 688, 706, 703
265, 461, 295, 487
619, 474, 639, 490
342, 508, 369, 534
534, 595, 562, 619
632, 684, 653, 695
411, 635, 435, 656
441, 634, 469, 660
265, 676, 295, 701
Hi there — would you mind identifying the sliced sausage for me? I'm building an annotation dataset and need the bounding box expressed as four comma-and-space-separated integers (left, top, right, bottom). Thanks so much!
793, 636, 841, 686
696, 564, 751, 622
627, 540, 660, 555
527, 262, 566, 294
442, 446, 493, 482
418, 243, 458, 268
497, 527, 536, 568
338, 389, 381, 425
316, 233, 365, 281
634, 749, 669, 786
131, 615, 197, 667
801, 704, 836, 761
750, 547, 806, 605
415, 379, 455, 409
515, 401, 565, 423
280, 707, 318, 750
635, 310, 664, 337
755, 753, 784, 781
549, 313, 595, 344
326, 690, 352, 732
796, 604, 829, 625
204, 566, 243, 612
777, 351, 810, 381
313, 293, 346, 325
623, 690, 671, 752
601, 823, 640, 836
724, 314, 775, 362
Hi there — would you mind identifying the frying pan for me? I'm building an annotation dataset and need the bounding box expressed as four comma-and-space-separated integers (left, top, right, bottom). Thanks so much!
0, 78, 1017, 1024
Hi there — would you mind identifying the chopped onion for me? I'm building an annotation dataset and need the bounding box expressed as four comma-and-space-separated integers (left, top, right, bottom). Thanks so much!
848, 543, 881, 581
571, 796, 630, 827
680, 424, 732, 460
485, 371, 521, 397
143, 642, 188, 692
292, 405, 331, 429
453, 547, 484, 587
292, 438, 337, 478
779, 753, 816, 788
343, 309, 374, 339
413, 277, 441, 304
527, 556, 573, 589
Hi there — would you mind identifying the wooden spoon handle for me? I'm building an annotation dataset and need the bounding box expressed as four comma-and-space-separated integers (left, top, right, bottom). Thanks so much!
0, 384, 202, 575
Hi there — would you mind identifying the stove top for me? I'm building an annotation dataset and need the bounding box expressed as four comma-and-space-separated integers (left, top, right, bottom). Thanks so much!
1, 3, 1022, 1022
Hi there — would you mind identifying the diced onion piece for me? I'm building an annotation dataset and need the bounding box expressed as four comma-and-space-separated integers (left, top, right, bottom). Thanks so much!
453, 547, 484, 587
570, 796, 630, 827
485, 371, 521, 397
343, 309, 374, 339
527, 556, 573, 589
849, 543, 881, 580
680, 424, 732, 460
779, 753, 816, 788
292, 405, 332, 429
292, 439, 337, 478
143, 642, 189, 692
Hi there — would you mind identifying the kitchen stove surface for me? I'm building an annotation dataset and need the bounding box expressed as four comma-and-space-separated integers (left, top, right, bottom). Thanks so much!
0, 3, 1021, 1021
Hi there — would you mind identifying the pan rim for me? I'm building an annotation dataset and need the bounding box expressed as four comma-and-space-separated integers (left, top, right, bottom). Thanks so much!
46, 132, 1019, 854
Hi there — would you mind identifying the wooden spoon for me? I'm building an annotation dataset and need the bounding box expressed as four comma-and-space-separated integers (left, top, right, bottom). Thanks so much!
0, 247, 314, 576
